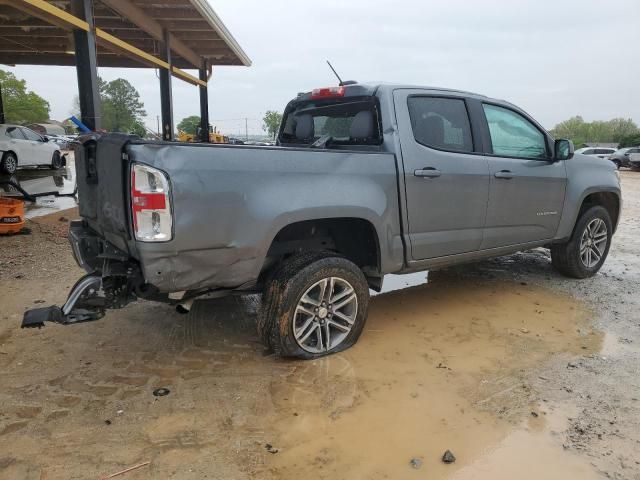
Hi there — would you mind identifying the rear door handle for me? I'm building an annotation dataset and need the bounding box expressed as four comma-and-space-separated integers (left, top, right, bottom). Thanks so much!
414, 167, 442, 178
494, 170, 514, 179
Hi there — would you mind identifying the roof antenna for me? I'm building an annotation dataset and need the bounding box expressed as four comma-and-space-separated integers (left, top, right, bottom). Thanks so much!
326, 60, 345, 86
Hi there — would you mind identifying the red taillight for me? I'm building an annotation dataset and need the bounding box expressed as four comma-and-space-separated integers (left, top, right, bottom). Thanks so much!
131, 164, 172, 242
311, 86, 345, 99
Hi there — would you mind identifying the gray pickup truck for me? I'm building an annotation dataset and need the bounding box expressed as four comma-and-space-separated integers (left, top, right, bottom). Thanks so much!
23, 83, 621, 359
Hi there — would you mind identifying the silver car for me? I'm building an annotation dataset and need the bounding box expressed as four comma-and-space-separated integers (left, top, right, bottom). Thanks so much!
574, 147, 618, 167
609, 147, 640, 169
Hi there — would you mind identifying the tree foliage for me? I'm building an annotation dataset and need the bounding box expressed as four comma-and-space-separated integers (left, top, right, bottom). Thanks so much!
178, 115, 201, 135
0, 70, 50, 124
99, 78, 147, 135
618, 134, 640, 148
262, 110, 283, 140
551, 116, 640, 148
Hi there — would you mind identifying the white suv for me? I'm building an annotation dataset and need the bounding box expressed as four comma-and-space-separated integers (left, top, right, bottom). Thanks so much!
574, 147, 618, 167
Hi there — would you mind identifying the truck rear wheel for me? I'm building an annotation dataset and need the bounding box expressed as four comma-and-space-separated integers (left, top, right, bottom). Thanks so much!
551, 205, 612, 278
259, 252, 370, 359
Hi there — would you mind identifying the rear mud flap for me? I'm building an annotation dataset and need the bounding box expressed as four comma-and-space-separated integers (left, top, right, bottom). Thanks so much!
21, 274, 105, 328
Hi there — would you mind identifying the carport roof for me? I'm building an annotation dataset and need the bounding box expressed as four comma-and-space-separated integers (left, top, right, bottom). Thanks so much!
0, 0, 250, 77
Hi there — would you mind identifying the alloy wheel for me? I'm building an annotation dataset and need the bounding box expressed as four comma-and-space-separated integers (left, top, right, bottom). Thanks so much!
4, 155, 17, 173
579, 218, 608, 268
293, 276, 358, 354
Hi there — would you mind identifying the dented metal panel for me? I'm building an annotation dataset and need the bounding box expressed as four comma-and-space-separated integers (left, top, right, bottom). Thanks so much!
126, 142, 404, 292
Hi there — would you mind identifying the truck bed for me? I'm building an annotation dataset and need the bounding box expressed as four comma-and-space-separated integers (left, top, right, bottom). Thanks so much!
75, 135, 403, 293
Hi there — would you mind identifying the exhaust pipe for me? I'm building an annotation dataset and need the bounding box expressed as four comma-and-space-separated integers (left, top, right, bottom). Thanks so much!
176, 298, 194, 314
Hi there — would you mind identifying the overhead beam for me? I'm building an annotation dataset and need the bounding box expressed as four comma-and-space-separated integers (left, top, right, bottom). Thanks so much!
2, 0, 206, 86
0, 52, 241, 67
98, 0, 201, 68
0, 52, 180, 67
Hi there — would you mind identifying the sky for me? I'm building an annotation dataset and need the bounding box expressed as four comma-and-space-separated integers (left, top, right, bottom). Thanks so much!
4, 0, 640, 136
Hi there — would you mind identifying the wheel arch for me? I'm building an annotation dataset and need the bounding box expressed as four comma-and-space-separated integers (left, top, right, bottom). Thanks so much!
556, 186, 621, 241
260, 216, 383, 290
578, 190, 620, 233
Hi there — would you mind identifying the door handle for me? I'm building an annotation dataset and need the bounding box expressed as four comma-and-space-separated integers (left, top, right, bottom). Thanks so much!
414, 167, 442, 178
494, 170, 514, 179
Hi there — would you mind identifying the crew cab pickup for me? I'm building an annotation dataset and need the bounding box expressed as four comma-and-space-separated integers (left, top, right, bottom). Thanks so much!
22, 83, 621, 359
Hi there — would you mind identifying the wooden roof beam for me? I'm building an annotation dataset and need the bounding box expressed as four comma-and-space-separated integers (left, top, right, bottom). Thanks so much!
1, 0, 205, 86
97, 0, 201, 68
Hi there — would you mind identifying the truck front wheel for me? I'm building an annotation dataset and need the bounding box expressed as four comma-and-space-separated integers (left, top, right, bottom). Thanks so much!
259, 252, 370, 359
551, 205, 612, 278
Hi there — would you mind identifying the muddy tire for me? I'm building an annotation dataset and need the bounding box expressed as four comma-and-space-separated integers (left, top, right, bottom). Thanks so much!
259, 251, 370, 359
1, 152, 18, 174
551, 205, 612, 279
50, 151, 63, 169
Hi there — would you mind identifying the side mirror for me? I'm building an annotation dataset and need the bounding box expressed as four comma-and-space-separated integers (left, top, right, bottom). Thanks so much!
42, 137, 49, 142
554, 139, 574, 161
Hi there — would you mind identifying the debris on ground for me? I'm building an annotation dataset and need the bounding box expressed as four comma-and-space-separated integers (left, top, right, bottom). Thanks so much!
99, 461, 150, 479
409, 458, 422, 469
265, 444, 279, 454
442, 450, 456, 464
152, 388, 170, 397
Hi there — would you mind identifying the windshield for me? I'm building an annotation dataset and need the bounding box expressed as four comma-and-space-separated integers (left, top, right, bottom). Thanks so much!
279, 97, 381, 146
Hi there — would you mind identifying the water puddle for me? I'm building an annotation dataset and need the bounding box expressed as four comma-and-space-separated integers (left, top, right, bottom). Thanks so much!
265, 276, 603, 479
0, 254, 605, 478
0, 151, 77, 219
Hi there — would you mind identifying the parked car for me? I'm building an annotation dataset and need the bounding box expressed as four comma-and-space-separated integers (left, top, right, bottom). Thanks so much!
574, 147, 618, 167
44, 134, 78, 150
0, 124, 64, 174
609, 147, 640, 169
22, 83, 621, 359
628, 152, 640, 170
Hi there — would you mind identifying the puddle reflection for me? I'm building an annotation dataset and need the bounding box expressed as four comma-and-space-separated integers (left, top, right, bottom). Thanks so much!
0, 152, 77, 219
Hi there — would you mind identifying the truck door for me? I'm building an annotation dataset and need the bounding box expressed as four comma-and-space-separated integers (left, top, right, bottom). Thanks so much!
393, 90, 490, 260
479, 103, 567, 249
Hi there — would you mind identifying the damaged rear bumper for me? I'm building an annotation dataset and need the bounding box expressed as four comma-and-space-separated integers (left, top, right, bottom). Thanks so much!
22, 221, 142, 328
22, 274, 105, 328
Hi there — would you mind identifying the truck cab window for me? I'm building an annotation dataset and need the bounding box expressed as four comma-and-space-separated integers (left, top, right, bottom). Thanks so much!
483, 104, 548, 159
407, 97, 473, 153
279, 98, 381, 147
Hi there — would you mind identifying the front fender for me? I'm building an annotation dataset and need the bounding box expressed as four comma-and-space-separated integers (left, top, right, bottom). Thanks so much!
555, 154, 621, 239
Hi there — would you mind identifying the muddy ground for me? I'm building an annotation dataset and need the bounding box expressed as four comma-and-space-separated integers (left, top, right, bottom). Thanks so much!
0, 171, 639, 479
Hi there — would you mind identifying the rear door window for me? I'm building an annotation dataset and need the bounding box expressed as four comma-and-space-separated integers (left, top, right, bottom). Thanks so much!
407, 96, 473, 153
6, 127, 25, 139
483, 104, 548, 159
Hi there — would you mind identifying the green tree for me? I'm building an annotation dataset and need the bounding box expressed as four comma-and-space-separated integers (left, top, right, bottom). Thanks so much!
262, 110, 283, 140
618, 134, 640, 148
551, 116, 640, 148
99, 78, 146, 134
0, 70, 50, 124
177, 115, 201, 135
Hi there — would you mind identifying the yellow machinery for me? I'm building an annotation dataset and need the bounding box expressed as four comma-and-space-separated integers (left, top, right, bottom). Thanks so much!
177, 125, 228, 144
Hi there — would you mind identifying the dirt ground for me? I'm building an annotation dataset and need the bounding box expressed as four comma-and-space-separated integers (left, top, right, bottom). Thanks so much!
1, 171, 639, 480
